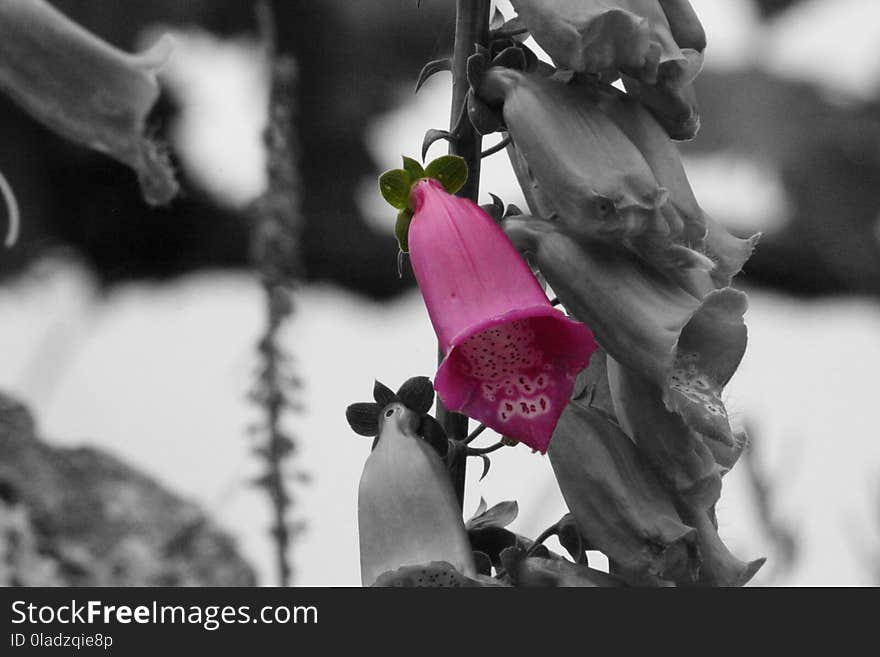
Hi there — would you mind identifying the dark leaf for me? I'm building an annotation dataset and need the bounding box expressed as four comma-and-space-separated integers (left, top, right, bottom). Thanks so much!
468, 527, 519, 567
478, 454, 491, 481
345, 402, 380, 436
415, 57, 452, 93
396, 376, 434, 414
372, 380, 396, 406
421, 128, 452, 161
467, 91, 504, 135
466, 52, 487, 90
473, 551, 493, 576
557, 514, 588, 564
491, 45, 526, 71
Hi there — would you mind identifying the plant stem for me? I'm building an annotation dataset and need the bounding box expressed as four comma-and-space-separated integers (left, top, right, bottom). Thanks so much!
438, 0, 491, 509
249, 5, 304, 586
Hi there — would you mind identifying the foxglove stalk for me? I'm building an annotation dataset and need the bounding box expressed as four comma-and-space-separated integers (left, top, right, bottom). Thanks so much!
409, 179, 596, 453
0, 0, 177, 205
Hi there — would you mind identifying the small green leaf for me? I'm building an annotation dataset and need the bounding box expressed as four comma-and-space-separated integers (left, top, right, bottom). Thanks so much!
378, 169, 413, 209
425, 155, 468, 195
395, 209, 414, 252
401, 156, 425, 180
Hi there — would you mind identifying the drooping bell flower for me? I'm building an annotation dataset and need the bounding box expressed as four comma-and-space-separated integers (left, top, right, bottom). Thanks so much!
547, 377, 698, 583
378, 156, 596, 453
0, 0, 177, 205
410, 177, 596, 453
509, 0, 703, 88
592, 83, 759, 290
475, 67, 714, 278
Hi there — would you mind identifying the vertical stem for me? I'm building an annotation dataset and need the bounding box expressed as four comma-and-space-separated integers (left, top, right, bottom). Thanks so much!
438, 0, 491, 508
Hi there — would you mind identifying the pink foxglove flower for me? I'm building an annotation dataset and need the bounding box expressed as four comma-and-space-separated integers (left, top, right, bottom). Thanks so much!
408, 178, 597, 453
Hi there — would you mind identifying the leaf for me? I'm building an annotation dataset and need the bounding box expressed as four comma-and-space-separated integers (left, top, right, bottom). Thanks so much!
395, 209, 413, 253
491, 45, 527, 70
478, 454, 491, 481
372, 380, 396, 405
396, 376, 434, 414
424, 155, 468, 195
557, 514, 588, 564
473, 551, 493, 576
466, 52, 487, 91
421, 128, 452, 161
467, 91, 504, 136
378, 168, 412, 210
401, 156, 425, 180
471, 497, 489, 519
345, 402, 380, 436
415, 57, 451, 93
466, 500, 519, 531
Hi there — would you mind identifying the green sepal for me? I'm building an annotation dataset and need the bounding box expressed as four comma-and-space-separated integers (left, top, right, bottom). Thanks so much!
401, 156, 425, 180
378, 168, 412, 210
395, 209, 414, 253
424, 155, 468, 195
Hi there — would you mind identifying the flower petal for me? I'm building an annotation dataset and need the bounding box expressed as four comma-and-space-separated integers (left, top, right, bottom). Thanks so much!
435, 308, 596, 453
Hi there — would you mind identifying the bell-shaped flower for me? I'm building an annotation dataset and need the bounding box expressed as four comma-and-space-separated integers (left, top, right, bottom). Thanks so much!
593, 84, 759, 289
509, 0, 703, 88
0, 0, 177, 205
408, 178, 597, 453
477, 68, 714, 279
548, 383, 698, 583
606, 354, 723, 509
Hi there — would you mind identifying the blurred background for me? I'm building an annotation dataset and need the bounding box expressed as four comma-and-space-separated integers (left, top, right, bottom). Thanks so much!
1, 0, 879, 586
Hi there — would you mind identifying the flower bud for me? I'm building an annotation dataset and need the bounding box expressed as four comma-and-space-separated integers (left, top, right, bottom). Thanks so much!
357, 401, 475, 586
